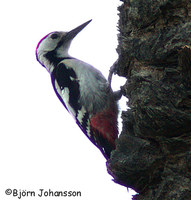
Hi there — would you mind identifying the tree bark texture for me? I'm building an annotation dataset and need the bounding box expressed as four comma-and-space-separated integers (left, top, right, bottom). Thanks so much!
107, 0, 191, 199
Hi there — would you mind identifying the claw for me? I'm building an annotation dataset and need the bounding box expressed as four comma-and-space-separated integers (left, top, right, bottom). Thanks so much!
108, 60, 118, 87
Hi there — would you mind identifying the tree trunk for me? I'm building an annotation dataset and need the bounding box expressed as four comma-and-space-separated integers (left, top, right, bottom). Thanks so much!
107, 0, 191, 199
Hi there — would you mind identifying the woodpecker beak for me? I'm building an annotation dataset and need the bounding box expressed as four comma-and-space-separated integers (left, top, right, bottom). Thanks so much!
66, 20, 92, 40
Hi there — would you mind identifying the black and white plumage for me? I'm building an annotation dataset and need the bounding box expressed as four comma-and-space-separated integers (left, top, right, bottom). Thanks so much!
36, 20, 119, 159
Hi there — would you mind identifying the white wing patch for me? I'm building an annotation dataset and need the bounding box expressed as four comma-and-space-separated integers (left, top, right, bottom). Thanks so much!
54, 80, 76, 117
77, 106, 86, 124
86, 121, 91, 138
76, 106, 91, 138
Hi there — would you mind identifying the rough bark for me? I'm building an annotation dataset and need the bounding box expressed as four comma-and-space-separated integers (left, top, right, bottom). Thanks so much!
107, 0, 191, 199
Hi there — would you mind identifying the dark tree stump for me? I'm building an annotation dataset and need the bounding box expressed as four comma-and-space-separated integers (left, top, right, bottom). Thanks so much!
107, 1, 191, 199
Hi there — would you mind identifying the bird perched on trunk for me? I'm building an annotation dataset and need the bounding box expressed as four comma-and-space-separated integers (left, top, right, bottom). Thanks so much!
36, 20, 119, 159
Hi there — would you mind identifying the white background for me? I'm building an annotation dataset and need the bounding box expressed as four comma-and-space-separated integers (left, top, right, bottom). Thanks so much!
0, 0, 136, 199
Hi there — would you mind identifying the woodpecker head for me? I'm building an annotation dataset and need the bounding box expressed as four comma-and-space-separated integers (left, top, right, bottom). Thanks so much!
36, 20, 92, 72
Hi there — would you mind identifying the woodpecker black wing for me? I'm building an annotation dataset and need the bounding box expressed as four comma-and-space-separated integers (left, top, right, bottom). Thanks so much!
51, 60, 113, 159
51, 61, 81, 116
51, 60, 93, 138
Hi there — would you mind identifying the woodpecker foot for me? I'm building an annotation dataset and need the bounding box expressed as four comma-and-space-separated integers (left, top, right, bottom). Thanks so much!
108, 60, 119, 86
108, 60, 126, 101
114, 90, 122, 101
113, 85, 126, 101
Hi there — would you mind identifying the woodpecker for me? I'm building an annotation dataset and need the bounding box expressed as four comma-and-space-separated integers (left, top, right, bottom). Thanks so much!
36, 20, 119, 159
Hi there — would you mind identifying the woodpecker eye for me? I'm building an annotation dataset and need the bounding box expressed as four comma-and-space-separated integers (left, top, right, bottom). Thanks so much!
50, 33, 59, 39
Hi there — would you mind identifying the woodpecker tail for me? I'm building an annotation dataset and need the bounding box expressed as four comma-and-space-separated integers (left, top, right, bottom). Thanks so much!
90, 105, 118, 159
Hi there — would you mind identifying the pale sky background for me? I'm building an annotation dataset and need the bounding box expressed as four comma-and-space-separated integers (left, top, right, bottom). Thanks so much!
0, 0, 136, 199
